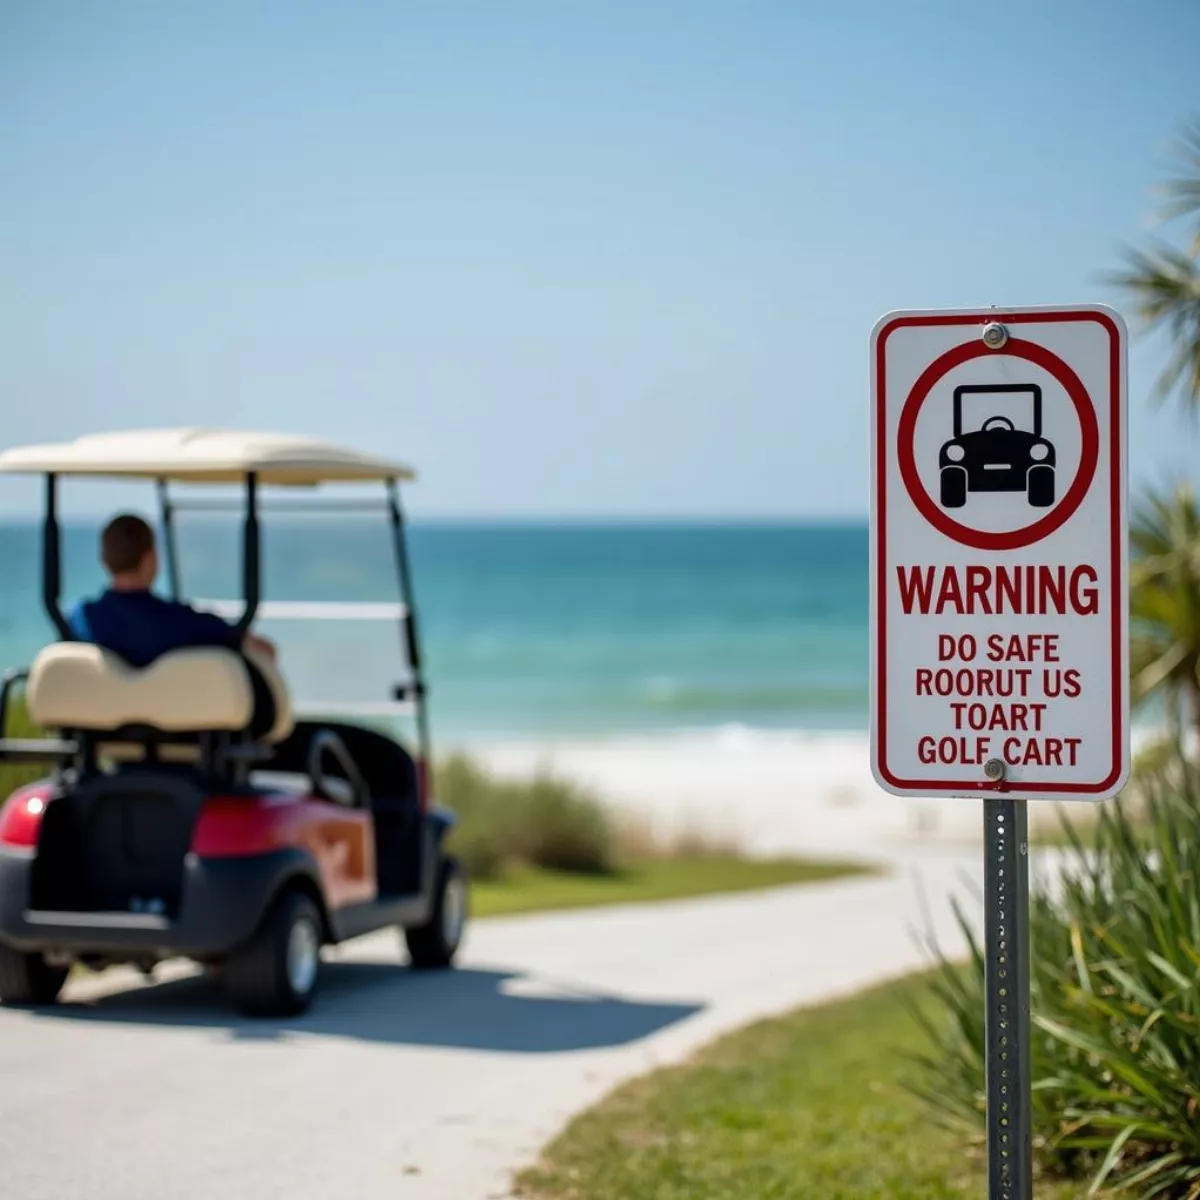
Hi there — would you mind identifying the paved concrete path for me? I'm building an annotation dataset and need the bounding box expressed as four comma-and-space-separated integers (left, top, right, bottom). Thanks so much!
0, 846, 1001, 1200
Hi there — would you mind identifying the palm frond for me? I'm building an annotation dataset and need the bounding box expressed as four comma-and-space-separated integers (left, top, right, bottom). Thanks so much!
1128, 486, 1200, 723
1152, 116, 1200, 250
1106, 242, 1200, 412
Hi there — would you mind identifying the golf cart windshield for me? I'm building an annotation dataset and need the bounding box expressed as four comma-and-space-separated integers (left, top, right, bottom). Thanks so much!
953, 385, 1042, 438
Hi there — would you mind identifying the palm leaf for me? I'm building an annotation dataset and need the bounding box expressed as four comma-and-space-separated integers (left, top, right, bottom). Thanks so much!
1104, 116, 1200, 414
1152, 116, 1200, 250
1106, 242, 1200, 413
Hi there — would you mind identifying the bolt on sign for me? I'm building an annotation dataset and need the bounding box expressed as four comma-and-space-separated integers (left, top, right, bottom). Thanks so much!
870, 306, 1128, 800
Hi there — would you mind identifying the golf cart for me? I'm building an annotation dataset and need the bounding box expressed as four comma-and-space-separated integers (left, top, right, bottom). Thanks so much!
938, 383, 1056, 509
0, 428, 465, 1016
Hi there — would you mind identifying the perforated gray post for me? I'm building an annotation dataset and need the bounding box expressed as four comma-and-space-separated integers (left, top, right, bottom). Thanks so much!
984, 796, 1033, 1199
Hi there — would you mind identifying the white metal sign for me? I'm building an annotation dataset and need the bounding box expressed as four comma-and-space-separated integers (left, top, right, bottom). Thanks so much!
870, 306, 1128, 800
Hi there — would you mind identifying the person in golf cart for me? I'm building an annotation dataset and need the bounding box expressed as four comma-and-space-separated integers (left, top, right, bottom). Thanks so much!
69, 513, 278, 667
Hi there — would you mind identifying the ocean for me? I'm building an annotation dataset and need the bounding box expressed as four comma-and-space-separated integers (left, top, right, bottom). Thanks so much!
0, 519, 871, 742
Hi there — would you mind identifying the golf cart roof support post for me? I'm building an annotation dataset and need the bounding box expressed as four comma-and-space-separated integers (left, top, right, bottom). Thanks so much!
235, 472, 260, 637
386, 478, 431, 768
156, 477, 182, 602
42, 474, 73, 640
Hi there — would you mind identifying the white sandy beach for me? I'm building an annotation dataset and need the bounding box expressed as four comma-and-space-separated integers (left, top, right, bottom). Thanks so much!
466, 726, 1158, 862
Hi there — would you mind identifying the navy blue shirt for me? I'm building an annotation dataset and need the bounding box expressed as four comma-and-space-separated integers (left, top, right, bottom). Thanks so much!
68, 590, 239, 667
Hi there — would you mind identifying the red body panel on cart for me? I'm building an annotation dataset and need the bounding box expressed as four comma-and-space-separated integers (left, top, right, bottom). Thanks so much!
0, 783, 375, 912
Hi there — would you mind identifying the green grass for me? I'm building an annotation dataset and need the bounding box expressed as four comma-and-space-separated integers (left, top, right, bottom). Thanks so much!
515, 971, 1083, 1200
471, 854, 870, 918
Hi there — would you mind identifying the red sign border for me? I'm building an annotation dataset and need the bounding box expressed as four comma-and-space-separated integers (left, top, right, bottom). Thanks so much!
873, 308, 1125, 797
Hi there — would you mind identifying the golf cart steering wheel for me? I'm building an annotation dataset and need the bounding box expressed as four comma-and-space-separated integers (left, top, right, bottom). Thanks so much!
982, 416, 1016, 432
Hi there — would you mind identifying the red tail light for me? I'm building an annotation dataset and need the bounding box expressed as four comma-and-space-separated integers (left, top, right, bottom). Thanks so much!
0, 786, 51, 848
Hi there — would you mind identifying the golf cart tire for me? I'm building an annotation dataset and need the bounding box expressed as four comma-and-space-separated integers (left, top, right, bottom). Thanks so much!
224, 888, 323, 1018
0, 942, 68, 1007
405, 856, 466, 970
1028, 464, 1055, 508
940, 465, 967, 508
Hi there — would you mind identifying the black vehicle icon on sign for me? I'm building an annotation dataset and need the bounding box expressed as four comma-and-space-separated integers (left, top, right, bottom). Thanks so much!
939, 384, 1055, 509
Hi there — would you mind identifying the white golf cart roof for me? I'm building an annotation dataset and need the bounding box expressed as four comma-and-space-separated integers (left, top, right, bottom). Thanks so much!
0, 427, 414, 485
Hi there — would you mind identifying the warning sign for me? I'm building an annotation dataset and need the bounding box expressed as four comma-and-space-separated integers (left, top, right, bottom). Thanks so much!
870, 306, 1128, 800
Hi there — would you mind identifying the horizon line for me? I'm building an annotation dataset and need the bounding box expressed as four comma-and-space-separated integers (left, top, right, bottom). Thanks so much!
0, 510, 870, 526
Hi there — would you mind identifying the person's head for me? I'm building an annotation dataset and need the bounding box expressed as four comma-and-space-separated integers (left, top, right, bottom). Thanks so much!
100, 514, 157, 589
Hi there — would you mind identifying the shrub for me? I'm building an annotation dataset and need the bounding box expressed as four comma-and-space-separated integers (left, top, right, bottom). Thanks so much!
511, 774, 618, 874
911, 744, 1200, 1197
443, 807, 514, 882
1130, 734, 1178, 782
613, 812, 742, 861
435, 754, 618, 881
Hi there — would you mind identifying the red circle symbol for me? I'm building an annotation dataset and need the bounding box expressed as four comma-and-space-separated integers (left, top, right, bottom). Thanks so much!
897, 337, 1099, 551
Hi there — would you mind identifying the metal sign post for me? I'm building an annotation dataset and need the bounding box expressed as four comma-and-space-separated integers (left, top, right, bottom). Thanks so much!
870, 305, 1129, 1200
983, 787, 1032, 1199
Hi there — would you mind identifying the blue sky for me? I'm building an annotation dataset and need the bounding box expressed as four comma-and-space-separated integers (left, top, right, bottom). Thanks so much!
2, 0, 1198, 517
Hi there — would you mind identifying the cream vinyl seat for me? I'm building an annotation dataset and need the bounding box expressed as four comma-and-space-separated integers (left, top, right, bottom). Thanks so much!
26, 642, 293, 761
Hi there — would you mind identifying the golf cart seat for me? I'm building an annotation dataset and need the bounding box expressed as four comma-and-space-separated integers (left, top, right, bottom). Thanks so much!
25, 642, 294, 763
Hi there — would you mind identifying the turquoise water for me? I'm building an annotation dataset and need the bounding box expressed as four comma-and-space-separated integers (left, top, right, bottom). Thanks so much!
0, 519, 868, 740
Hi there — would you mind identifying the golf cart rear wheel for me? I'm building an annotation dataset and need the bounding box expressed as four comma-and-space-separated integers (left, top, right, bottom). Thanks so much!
0, 943, 69, 1006
406, 856, 466, 969
225, 889, 323, 1017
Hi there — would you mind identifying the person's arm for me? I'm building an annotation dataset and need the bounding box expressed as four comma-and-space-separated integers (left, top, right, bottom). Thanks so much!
243, 631, 277, 662
66, 600, 92, 641
182, 604, 277, 662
